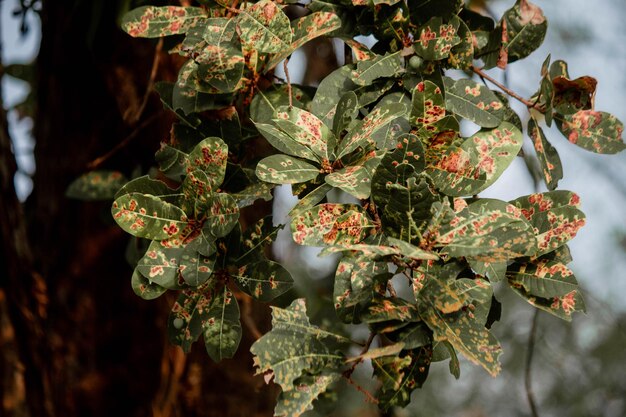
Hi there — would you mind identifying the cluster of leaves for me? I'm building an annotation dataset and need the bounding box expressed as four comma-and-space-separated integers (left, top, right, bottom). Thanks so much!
66, 0, 625, 415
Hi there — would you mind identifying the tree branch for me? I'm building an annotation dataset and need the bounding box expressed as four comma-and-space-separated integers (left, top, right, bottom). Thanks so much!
472, 66, 540, 110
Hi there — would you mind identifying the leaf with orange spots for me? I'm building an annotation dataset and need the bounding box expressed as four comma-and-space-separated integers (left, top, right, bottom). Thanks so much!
413, 16, 461, 61
203, 193, 240, 238
362, 297, 420, 324
501, 0, 547, 64
122, 6, 208, 38
528, 117, 562, 190
443, 77, 504, 128
274, 374, 340, 417
237, 0, 292, 54
250, 85, 313, 125
66, 170, 128, 201
410, 80, 446, 129
131, 269, 167, 300
447, 17, 474, 70
251, 299, 348, 392
510, 191, 586, 257
187, 137, 229, 189
552, 75, 597, 115
112, 193, 189, 240
232, 260, 293, 302
321, 240, 438, 262
426, 122, 523, 196
418, 277, 502, 376
179, 245, 216, 287
325, 164, 373, 199
255, 123, 320, 163
136, 241, 186, 290
507, 259, 579, 299
290, 203, 375, 246
168, 284, 214, 353
555, 110, 626, 154
343, 38, 376, 62
350, 52, 403, 86
510, 285, 585, 321
256, 155, 320, 184
203, 285, 242, 362
274, 106, 336, 161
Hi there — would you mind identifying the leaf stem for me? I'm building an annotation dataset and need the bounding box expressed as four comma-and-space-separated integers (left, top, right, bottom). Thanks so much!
283, 58, 293, 109
471, 66, 540, 110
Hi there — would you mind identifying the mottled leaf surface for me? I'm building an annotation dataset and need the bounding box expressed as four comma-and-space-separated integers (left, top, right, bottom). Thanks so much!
256, 155, 320, 184
291, 204, 374, 246
274, 374, 340, 417
555, 110, 626, 154
413, 17, 461, 61
203, 286, 242, 362
373, 348, 431, 410
122, 6, 207, 38
501, 0, 547, 63
350, 52, 403, 86
529, 117, 562, 190
112, 193, 188, 240
237, 0, 292, 53
232, 260, 293, 302
443, 77, 504, 128
66, 171, 127, 201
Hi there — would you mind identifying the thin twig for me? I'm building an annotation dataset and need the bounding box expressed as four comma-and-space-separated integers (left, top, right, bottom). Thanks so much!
525, 309, 541, 417
387, 281, 398, 298
132, 38, 163, 124
86, 112, 161, 170
283, 58, 293, 109
344, 332, 375, 379
344, 376, 379, 404
471, 66, 540, 109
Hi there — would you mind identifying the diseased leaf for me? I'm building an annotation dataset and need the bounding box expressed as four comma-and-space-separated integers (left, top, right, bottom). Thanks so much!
555, 110, 626, 154
325, 165, 372, 199
528, 116, 562, 190
112, 193, 188, 240
66, 170, 127, 201
350, 52, 403, 86
198, 18, 245, 93
274, 106, 335, 161
448, 17, 474, 69
256, 155, 320, 184
507, 259, 578, 299
250, 85, 312, 124
255, 123, 320, 162
203, 286, 242, 362
410, 80, 446, 129
168, 286, 213, 352
274, 374, 340, 417
510, 285, 585, 321
413, 17, 462, 61
332, 91, 359, 136
289, 183, 333, 216
362, 297, 420, 323
501, 0, 547, 64
114, 175, 180, 201
237, 0, 292, 53
187, 137, 229, 188
552, 75, 597, 115
136, 240, 185, 290
387, 322, 431, 350
231, 181, 274, 208
180, 245, 215, 287
122, 6, 207, 38
232, 260, 293, 302
443, 77, 504, 128
131, 269, 167, 300
203, 193, 240, 238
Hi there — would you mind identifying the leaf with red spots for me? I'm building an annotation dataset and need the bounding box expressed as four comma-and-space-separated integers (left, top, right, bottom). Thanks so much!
251, 299, 348, 392
250, 85, 313, 125
337, 102, 408, 159
187, 137, 229, 188
274, 374, 340, 417
447, 17, 474, 70
343, 38, 376, 62
274, 106, 336, 161
256, 155, 320, 184
179, 244, 216, 287
510, 191, 586, 257
454, 278, 493, 326
122, 6, 208, 38
325, 164, 373, 199
528, 116, 562, 190
362, 297, 420, 324
443, 77, 504, 128
255, 123, 320, 163
555, 110, 626, 154
203, 193, 240, 238
265, 11, 342, 71
501, 0, 547, 64
413, 16, 462, 61
426, 122, 523, 196
290, 203, 375, 246
112, 193, 189, 240
131, 269, 167, 300
136, 241, 186, 290
321, 239, 438, 261
66, 170, 128, 201
410, 80, 446, 129
350, 52, 403, 86
289, 183, 333, 216
435, 199, 536, 262
510, 285, 585, 321
203, 286, 242, 362
418, 277, 502, 376
168, 286, 213, 352
232, 260, 293, 302
237, 0, 292, 54
507, 259, 579, 299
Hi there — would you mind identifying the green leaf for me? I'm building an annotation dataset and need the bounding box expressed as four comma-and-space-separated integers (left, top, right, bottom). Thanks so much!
447, 17, 474, 69
507, 259, 578, 299
188, 137, 229, 188
155, 144, 190, 182
112, 193, 188, 240
232, 260, 293, 302
136, 240, 185, 290
256, 155, 320, 184
467, 258, 507, 283
510, 191, 585, 256
332, 91, 359, 136
555, 110, 626, 154
387, 322, 432, 349
454, 278, 493, 326
310, 66, 357, 126
168, 287, 212, 352
274, 374, 340, 417
289, 183, 333, 216
251, 299, 347, 392
291, 203, 375, 246
114, 175, 180, 201
387, 238, 440, 261
509, 285, 585, 321
250, 85, 313, 124
528, 116, 562, 190
122, 6, 207, 38
350, 52, 403, 86
362, 297, 420, 323
274, 106, 335, 161
413, 17, 462, 61
427, 122, 523, 196
131, 269, 167, 300
203, 193, 240, 238
237, 0, 292, 53
501, 0, 547, 64
66, 170, 127, 201
255, 123, 319, 162
231, 181, 274, 208
198, 18, 245, 93
203, 286, 242, 362
410, 80, 446, 129
443, 77, 504, 128
180, 245, 215, 287
325, 165, 372, 199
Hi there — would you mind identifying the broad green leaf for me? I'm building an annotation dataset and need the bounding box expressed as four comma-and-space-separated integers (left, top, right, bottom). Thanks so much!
203, 286, 242, 362
198, 18, 245, 93
332, 91, 359, 136
337, 102, 408, 159
413, 17, 462, 60
528, 116, 562, 190
427, 122, 523, 196
372, 348, 431, 410
256, 155, 320, 184
122, 6, 207, 38
274, 106, 335, 161
418, 278, 502, 376
168, 287, 213, 352
467, 258, 507, 283
255, 123, 319, 162
155, 144, 189, 182
448, 17, 474, 69
136, 240, 185, 290
350, 52, 403, 86
112, 193, 188, 240
510, 285, 585, 321
325, 165, 372, 199
362, 297, 420, 323
180, 245, 215, 287
555, 110, 626, 154
114, 175, 180, 201
131, 269, 167, 300
507, 259, 578, 299
203, 193, 240, 238
387, 238, 440, 261
237, 0, 292, 53
251, 299, 347, 392
443, 77, 504, 128
410, 80, 446, 129
231, 180, 274, 208
510, 191, 585, 256
232, 260, 293, 302
311, 66, 357, 126
188, 137, 229, 188
501, 0, 547, 64
250, 85, 313, 124
274, 374, 340, 417
66, 170, 127, 201
454, 278, 493, 325
371, 92, 412, 150
291, 203, 374, 246
181, 169, 212, 215
435, 199, 536, 262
